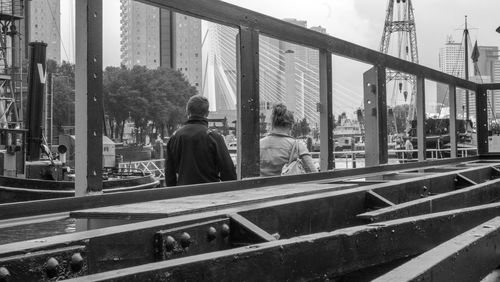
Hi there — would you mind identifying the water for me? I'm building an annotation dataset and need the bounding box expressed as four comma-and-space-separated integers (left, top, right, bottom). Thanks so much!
0, 217, 76, 244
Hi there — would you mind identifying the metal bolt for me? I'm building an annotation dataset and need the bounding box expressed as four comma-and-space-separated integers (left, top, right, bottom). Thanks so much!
423, 186, 428, 191
207, 226, 217, 241
180, 232, 191, 249
165, 235, 176, 252
0, 267, 10, 282
221, 223, 230, 238
46, 257, 59, 278
70, 253, 84, 272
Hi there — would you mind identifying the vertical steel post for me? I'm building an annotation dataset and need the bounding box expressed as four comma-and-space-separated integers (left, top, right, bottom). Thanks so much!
363, 65, 388, 167
319, 49, 334, 171
449, 84, 457, 158
237, 27, 260, 178
75, 0, 103, 196
416, 75, 426, 161
476, 85, 488, 154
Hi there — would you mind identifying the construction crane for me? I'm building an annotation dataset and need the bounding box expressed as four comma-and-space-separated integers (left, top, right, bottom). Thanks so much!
0, 0, 23, 128
380, 0, 419, 134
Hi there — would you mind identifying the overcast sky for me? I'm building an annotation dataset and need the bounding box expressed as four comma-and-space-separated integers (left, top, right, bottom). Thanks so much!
60, 0, 500, 113
60, 0, 500, 69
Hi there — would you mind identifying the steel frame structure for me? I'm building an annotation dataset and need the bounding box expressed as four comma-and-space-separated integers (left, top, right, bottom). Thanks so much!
1, 0, 500, 280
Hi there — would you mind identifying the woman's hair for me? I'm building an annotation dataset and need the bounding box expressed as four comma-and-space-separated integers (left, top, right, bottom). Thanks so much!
271, 103, 294, 128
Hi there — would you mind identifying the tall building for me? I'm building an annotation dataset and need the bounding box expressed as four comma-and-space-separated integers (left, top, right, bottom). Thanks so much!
120, 1, 202, 92
30, 0, 61, 63
120, 0, 160, 69
437, 36, 470, 118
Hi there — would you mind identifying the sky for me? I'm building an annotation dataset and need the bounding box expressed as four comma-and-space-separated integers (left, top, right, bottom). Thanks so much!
60, 0, 500, 68
60, 0, 500, 113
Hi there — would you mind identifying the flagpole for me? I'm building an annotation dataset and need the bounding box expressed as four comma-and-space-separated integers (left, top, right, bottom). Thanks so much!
464, 16, 469, 121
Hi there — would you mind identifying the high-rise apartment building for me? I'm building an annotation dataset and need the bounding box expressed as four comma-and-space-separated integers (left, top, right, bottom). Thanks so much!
120, 1, 202, 92
437, 36, 471, 118
30, 0, 61, 63
120, 0, 160, 69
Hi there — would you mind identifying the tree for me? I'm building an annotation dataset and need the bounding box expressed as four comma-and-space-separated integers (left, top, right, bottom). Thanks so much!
51, 61, 75, 136
291, 117, 311, 137
103, 66, 197, 143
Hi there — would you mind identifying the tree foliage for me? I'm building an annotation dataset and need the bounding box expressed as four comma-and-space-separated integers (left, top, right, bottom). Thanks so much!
50, 60, 75, 135
103, 66, 197, 143
291, 117, 311, 137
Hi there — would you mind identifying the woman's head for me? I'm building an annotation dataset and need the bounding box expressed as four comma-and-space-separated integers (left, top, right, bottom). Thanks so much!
271, 103, 294, 129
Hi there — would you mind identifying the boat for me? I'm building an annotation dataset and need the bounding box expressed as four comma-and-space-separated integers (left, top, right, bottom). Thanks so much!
0, 42, 160, 203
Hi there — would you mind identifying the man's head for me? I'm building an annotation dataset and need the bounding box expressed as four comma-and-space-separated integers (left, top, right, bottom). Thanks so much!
187, 95, 209, 118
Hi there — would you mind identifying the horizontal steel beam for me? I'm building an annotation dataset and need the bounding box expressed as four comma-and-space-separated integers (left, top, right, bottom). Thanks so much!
59, 202, 500, 281
138, 0, 477, 90
358, 172, 500, 222
373, 217, 500, 282
0, 157, 477, 220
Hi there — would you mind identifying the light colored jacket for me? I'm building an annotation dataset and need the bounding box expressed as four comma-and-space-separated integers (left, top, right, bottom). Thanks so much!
260, 133, 318, 177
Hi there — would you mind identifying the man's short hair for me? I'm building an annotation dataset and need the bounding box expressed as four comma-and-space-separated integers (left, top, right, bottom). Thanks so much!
187, 95, 209, 117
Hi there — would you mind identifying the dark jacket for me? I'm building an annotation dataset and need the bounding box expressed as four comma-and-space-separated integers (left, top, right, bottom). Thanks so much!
166, 116, 237, 186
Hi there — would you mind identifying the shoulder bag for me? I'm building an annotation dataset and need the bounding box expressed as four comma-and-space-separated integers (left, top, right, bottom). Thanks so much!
281, 139, 306, 175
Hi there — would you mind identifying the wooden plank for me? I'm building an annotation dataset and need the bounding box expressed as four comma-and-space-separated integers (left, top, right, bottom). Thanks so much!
0, 157, 479, 220
358, 178, 500, 222
373, 217, 500, 282
137, 0, 477, 91
237, 27, 260, 178
319, 49, 334, 170
63, 202, 500, 282
364, 66, 388, 166
416, 75, 426, 162
70, 183, 358, 220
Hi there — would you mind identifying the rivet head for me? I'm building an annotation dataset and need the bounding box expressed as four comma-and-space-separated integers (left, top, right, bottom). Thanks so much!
207, 226, 217, 241
180, 232, 191, 249
221, 223, 230, 238
0, 267, 10, 280
165, 235, 176, 252
70, 253, 83, 272
46, 257, 59, 278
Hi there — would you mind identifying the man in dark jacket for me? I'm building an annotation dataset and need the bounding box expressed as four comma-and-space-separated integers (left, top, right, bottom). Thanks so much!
166, 95, 237, 186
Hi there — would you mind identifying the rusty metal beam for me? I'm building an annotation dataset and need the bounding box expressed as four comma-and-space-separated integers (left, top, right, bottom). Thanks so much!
358, 177, 500, 222
137, 0, 477, 91
449, 85, 458, 158
416, 76, 426, 162
237, 27, 260, 178
364, 66, 388, 166
476, 85, 489, 154
480, 83, 500, 91
366, 190, 395, 210
75, 0, 103, 196
373, 217, 500, 282
319, 49, 334, 170
0, 158, 478, 220
56, 202, 500, 281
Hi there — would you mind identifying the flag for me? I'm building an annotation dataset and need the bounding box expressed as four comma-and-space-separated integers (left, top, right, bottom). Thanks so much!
471, 40, 480, 63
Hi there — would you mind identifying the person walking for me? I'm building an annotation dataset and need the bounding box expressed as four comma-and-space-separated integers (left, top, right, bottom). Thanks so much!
260, 103, 318, 176
166, 95, 237, 186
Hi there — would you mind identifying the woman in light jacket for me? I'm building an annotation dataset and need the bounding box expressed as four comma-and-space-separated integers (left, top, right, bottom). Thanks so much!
260, 103, 318, 176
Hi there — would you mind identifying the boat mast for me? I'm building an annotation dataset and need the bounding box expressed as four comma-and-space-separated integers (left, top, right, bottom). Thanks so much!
464, 16, 469, 121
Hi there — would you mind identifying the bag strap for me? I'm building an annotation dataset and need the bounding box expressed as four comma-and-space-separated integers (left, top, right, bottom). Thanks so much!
288, 140, 299, 164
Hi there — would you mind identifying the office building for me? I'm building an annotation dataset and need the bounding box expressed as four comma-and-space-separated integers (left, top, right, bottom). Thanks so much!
30, 0, 61, 63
